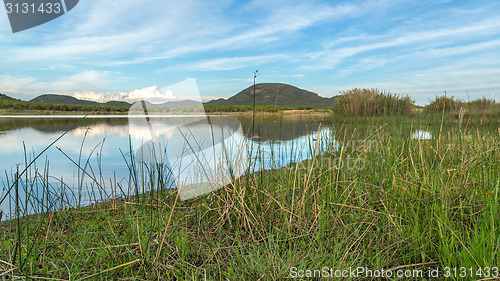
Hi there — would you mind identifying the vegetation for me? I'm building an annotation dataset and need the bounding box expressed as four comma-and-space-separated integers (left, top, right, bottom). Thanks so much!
0, 113, 499, 280
333, 88, 414, 116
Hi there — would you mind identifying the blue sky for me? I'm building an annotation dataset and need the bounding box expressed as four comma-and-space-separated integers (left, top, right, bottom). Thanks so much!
1, 0, 499, 105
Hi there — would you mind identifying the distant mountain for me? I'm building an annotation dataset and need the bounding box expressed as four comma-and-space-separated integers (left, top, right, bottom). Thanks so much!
104, 101, 132, 107
205, 83, 335, 109
29, 94, 202, 109
129, 100, 205, 114
0, 93, 19, 102
31, 94, 133, 107
31, 94, 102, 105
15, 83, 336, 111
160, 100, 202, 108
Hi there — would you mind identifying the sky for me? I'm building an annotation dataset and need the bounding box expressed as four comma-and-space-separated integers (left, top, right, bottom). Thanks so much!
1, 0, 499, 105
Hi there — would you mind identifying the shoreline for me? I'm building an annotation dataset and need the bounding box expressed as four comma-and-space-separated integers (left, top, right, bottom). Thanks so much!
0, 109, 331, 117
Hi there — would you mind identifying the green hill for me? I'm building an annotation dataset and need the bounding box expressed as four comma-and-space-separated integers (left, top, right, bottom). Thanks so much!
205, 83, 335, 109
31, 94, 102, 106
104, 101, 132, 107
30, 94, 133, 107
0, 93, 19, 102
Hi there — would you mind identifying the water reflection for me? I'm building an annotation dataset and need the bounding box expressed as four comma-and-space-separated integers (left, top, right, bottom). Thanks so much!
129, 115, 247, 200
0, 115, 329, 219
411, 130, 432, 140
0, 116, 129, 135
237, 116, 322, 142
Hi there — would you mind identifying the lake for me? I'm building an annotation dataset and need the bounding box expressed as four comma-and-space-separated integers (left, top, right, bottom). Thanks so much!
0, 114, 331, 220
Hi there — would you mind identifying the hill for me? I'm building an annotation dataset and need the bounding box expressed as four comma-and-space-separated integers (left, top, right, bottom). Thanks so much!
104, 101, 132, 107
30, 94, 136, 107
0, 93, 19, 102
205, 83, 335, 109
129, 100, 205, 114
29, 94, 200, 109
31, 94, 104, 106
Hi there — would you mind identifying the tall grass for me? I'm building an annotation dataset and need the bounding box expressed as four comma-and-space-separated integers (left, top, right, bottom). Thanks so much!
333, 88, 414, 116
425, 95, 461, 113
425, 95, 499, 116
0, 115, 499, 280
466, 97, 497, 110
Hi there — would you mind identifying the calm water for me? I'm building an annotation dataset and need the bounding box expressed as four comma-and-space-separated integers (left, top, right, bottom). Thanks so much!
0, 114, 330, 219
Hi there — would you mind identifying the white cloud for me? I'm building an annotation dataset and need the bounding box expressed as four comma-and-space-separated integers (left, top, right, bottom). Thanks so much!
185, 55, 288, 71
0, 70, 115, 99
0, 0, 356, 67
126, 86, 172, 103
50, 70, 114, 91
0, 1, 232, 65
71, 91, 116, 103
72, 78, 205, 103
72, 86, 175, 104
306, 17, 500, 70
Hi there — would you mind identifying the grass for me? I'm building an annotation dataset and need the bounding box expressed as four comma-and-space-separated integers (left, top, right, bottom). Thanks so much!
0, 113, 499, 280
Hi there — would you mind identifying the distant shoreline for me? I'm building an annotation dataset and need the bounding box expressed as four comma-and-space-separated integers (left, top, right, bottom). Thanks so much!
0, 109, 127, 116
0, 108, 331, 117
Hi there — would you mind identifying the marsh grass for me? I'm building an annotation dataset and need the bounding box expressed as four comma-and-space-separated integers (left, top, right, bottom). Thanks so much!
333, 88, 414, 117
0, 115, 499, 280
426, 95, 500, 120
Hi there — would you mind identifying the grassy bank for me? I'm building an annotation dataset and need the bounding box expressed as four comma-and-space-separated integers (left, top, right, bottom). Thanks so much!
0, 115, 499, 280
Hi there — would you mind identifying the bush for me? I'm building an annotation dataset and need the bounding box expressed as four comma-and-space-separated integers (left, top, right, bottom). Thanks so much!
333, 88, 414, 116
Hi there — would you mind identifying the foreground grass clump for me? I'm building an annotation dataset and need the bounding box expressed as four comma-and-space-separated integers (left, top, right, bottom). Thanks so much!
0, 116, 499, 280
333, 88, 414, 116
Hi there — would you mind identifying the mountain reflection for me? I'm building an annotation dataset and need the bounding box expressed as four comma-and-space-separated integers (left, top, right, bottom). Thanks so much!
0, 115, 324, 142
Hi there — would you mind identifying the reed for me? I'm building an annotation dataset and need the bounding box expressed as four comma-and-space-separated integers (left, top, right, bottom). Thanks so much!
333, 88, 414, 117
